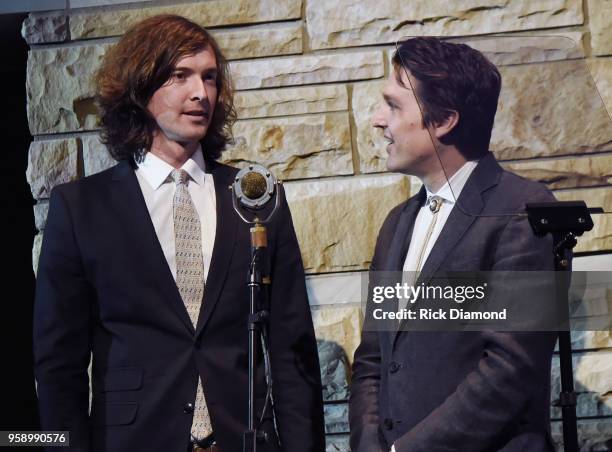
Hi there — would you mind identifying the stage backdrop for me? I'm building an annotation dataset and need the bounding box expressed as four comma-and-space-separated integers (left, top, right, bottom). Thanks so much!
23, 0, 612, 450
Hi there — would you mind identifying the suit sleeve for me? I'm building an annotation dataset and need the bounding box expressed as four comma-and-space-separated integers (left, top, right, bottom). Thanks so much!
34, 188, 93, 451
393, 207, 558, 451
349, 210, 400, 452
267, 190, 326, 452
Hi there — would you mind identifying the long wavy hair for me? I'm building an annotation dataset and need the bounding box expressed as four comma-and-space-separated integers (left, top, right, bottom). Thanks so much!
95, 14, 236, 161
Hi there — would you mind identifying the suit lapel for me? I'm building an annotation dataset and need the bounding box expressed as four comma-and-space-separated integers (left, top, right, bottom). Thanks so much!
392, 153, 503, 346
110, 160, 195, 334
195, 161, 239, 338
383, 187, 425, 271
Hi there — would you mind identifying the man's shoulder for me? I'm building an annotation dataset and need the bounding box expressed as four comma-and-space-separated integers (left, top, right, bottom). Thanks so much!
50, 160, 123, 200
496, 167, 555, 205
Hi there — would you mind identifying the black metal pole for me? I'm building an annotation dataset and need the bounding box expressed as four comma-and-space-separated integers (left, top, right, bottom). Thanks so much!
244, 266, 259, 452
553, 233, 578, 452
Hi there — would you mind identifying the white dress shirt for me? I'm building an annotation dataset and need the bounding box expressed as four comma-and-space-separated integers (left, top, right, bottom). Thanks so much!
402, 160, 478, 272
134, 145, 217, 282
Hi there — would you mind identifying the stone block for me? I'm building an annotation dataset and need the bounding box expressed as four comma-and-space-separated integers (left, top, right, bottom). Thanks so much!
589, 0, 612, 56
70, 0, 302, 40
33, 201, 49, 232
588, 57, 612, 118
26, 44, 109, 135
285, 174, 410, 273
213, 22, 302, 60
26, 139, 80, 200
351, 80, 386, 174
493, 60, 612, 160
32, 233, 43, 276
313, 305, 362, 366
325, 434, 350, 452
502, 154, 612, 190
21, 12, 67, 44
306, 0, 583, 50
230, 51, 384, 90
306, 272, 364, 306
459, 33, 585, 66
235, 85, 348, 120
323, 403, 349, 434
555, 187, 612, 253
317, 339, 350, 402
81, 134, 117, 176
551, 418, 612, 450
551, 351, 612, 418
222, 112, 353, 180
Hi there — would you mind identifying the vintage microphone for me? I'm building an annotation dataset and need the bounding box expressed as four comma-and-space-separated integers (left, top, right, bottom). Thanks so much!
230, 164, 282, 452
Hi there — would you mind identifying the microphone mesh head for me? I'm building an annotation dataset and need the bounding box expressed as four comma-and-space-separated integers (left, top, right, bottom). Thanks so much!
241, 171, 267, 200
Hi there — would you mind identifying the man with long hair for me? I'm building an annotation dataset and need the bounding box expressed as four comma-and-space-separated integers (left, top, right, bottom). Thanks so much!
349, 37, 557, 451
34, 15, 324, 452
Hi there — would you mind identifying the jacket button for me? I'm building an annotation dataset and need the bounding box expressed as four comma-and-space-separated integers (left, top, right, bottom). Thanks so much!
389, 361, 401, 373
184, 402, 194, 414
383, 418, 394, 430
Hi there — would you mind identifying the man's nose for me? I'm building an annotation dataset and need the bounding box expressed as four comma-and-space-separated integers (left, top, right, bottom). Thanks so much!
190, 78, 208, 102
372, 104, 386, 129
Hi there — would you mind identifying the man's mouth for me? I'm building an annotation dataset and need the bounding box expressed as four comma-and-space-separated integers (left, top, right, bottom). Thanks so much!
384, 135, 394, 145
184, 110, 209, 119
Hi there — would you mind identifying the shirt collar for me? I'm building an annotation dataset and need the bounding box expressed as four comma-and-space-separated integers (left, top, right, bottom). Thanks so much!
135, 145, 207, 190
425, 160, 479, 205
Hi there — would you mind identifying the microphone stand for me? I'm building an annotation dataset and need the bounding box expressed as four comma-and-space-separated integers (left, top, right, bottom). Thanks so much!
526, 201, 602, 452
231, 175, 283, 452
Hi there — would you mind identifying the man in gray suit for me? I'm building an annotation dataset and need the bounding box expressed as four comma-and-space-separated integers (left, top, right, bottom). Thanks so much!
349, 37, 557, 451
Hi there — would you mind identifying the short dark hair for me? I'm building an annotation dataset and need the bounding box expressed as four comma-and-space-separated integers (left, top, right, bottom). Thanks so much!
95, 14, 236, 162
392, 37, 501, 159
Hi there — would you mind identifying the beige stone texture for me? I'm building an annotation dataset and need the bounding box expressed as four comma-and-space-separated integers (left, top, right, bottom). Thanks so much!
32, 233, 43, 276
492, 61, 612, 160
571, 330, 612, 350
26, 139, 80, 200
588, 0, 612, 56
81, 134, 117, 177
70, 0, 302, 39
459, 33, 585, 66
306, 0, 583, 50
235, 85, 348, 120
213, 22, 302, 60
33, 201, 49, 232
351, 80, 386, 173
222, 112, 353, 180
21, 12, 67, 44
285, 174, 410, 273
555, 187, 612, 253
502, 154, 612, 190
588, 57, 612, 118
230, 51, 384, 90
312, 305, 362, 364
27, 44, 109, 135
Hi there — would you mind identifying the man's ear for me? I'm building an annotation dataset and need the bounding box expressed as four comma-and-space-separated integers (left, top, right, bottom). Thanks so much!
433, 110, 459, 139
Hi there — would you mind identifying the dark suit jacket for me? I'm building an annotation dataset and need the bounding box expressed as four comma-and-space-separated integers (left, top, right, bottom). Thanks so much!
350, 153, 558, 452
34, 158, 325, 452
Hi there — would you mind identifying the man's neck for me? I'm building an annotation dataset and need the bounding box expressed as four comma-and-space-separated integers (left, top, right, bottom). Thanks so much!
420, 148, 467, 193
149, 133, 199, 169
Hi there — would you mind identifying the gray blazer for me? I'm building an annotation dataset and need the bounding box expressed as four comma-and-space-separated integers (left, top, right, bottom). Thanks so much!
349, 153, 558, 452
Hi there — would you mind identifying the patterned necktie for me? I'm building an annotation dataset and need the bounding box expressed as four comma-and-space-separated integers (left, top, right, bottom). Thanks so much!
171, 169, 212, 440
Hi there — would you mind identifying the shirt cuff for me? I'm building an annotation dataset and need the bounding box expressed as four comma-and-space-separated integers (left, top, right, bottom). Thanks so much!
391, 445, 396, 452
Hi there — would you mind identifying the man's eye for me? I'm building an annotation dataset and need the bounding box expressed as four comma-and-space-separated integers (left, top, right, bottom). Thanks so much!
172, 72, 186, 80
204, 73, 217, 83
